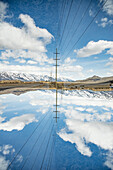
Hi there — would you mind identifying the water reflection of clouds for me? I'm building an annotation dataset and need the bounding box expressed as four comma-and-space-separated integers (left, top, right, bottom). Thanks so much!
0, 93, 38, 131
0, 114, 38, 131
0, 144, 22, 170
0, 90, 113, 169
58, 93, 113, 169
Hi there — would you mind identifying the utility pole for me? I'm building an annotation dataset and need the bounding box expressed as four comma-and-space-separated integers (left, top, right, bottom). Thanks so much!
53, 48, 60, 123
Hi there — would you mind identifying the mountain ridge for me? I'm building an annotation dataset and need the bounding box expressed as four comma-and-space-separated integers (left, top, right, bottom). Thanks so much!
0, 72, 73, 82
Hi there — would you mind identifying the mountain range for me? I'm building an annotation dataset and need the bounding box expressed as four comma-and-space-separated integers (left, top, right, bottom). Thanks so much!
0, 72, 73, 82
0, 72, 113, 84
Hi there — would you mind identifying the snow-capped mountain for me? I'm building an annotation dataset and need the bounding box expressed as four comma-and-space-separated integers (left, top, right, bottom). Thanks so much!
0, 72, 73, 82
62, 90, 113, 100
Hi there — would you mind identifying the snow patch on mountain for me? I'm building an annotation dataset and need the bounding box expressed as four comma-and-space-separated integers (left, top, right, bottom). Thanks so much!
0, 72, 73, 82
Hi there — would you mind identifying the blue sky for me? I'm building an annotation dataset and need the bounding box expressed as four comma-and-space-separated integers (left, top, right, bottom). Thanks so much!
0, 0, 113, 80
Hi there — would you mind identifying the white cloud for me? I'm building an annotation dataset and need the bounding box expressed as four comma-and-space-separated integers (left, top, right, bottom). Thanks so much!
0, 4, 53, 67
0, 19, 52, 52
0, 144, 22, 169
75, 40, 113, 58
89, 9, 94, 17
105, 151, 113, 170
88, 69, 94, 73
27, 60, 37, 65
64, 57, 76, 64
0, 1, 8, 21
101, 17, 108, 22
100, 0, 113, 15
0, 49, 53, 65
58, 119, 113, 157
0, 114, 37, 131
59, 64, 84, 80
76, 107, 85, 111
0, 62, 53, 76
0, 3, 54, 68
15, 58, 26, 64
0, 155, 9, 170
0, 145, 13, 155
0, 13, 53, 51
2, 60, 9, 64
106, 57, 113, 67
97, 17, 113, 28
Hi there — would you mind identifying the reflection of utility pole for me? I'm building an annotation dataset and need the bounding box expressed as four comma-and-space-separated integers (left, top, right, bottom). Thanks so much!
53, 48, 60, 123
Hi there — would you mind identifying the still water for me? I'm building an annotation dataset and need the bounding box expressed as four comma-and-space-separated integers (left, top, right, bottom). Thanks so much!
0, 90, 113, 170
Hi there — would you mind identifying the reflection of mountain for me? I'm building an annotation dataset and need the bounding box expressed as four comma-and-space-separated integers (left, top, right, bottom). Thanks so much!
0, 72, 73, 82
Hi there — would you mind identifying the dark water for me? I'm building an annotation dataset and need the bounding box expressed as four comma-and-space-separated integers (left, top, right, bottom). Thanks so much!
0, 90, 113, 170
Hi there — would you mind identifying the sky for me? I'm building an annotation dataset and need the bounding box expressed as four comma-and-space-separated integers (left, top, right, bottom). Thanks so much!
0, 0, 113, 80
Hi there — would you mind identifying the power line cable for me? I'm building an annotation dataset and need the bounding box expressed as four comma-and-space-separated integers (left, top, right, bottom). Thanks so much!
20, 112, 52, 170
60, 0, 83, 51
61, 0, 92, 52
46, 124, 57, 170
58, 0, 74, 49
62, 0, 108, 61
7, 111, 50, 170
40, 124, 54, 170
56, 0, 67, 48
31, 119, 54, 170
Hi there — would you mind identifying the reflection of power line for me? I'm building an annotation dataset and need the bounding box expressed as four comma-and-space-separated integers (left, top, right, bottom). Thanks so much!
53, 48, 60, 122
7, 112, 49, 169
20, 112, 52, 170
62, 0, 108, 60
47, 125, 56, 170
40, 124, 54, 170
31, 122, 54, 170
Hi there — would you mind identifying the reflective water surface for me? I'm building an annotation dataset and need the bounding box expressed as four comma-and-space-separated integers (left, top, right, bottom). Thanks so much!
0, 90, 113, 170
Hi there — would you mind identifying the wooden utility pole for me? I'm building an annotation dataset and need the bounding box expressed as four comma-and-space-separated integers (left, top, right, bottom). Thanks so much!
53, 48, 60, 122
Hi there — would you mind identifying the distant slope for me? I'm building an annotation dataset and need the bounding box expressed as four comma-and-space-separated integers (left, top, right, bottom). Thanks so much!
0, 72, 73, 82
76, 75, 113, 84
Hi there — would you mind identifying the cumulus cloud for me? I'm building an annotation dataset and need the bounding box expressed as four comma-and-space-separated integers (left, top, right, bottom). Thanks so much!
100, 0, 113, 15
58, 119, 113, 156
0, 14, 53, 51
58, 103, 113, 159
0, 114, 37, 131
0, 2, 53, 68
75, 40, 113, 58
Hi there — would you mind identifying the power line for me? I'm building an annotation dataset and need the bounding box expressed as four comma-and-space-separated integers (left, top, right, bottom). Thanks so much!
40, 124, 54, 170
56, 0, 67, 47
61, 0, 92, 53
7, 111, 50, 170
60, 0, 83, 51
20, 112, 52, 170
31, 119, 54, 170
46, 125, 57, 170
58, 0, 74, 49
62, 0, 108, 61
